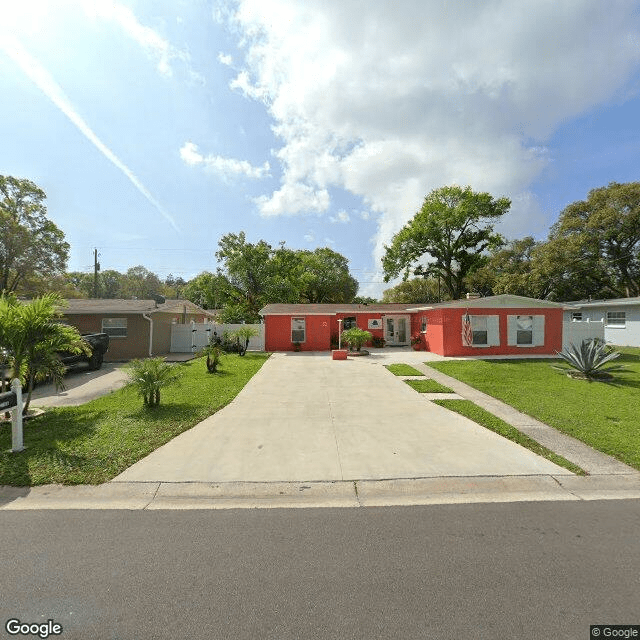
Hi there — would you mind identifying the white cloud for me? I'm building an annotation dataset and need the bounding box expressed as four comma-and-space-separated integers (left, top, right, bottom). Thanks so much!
81, 0, 203, 82
304, 232, 315, 242
227, 0, 640, 262
330, 209, 350, 223
180, 142, 270, 180
0, 32, 179, 232
218, 52, 233, 66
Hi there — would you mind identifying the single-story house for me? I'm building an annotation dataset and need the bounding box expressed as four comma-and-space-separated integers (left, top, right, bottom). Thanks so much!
260, 294, 573, 356
61, 298, 213, 361
563, 297, 640, 346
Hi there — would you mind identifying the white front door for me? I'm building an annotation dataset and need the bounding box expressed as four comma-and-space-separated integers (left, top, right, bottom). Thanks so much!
384, 315, 410, 346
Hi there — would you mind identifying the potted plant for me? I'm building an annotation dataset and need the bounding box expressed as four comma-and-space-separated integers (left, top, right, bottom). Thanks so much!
411, 334, 423, 350
292, 341, 301, 352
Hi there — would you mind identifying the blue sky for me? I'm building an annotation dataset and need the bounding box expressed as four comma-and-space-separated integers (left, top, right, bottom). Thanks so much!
2, 0, 640, 298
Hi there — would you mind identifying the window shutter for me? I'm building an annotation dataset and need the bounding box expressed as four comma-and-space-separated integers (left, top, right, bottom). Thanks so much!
487, 315, 500, 346
507, 316, 517, 346
532, 315, 545, 346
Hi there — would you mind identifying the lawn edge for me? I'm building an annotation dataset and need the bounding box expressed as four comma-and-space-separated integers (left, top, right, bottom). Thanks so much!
433, 398, 586, 476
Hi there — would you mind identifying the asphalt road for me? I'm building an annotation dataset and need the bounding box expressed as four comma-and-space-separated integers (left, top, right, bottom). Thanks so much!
1, 501, 639, 639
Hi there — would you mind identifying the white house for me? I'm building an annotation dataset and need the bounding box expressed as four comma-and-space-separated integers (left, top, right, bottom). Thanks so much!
562, 297, 640, 347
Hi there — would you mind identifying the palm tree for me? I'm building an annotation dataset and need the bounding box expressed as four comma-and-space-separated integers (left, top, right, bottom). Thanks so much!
0, 293, 89, 414
125, 357, 181, 407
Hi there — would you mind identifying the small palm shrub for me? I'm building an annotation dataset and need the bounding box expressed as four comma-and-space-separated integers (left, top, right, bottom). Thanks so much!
553, 339, 624, 380
125, 357, 181, 407
228, 326, 260, 356
201, 343, 223, 373
341, 327, 372, 352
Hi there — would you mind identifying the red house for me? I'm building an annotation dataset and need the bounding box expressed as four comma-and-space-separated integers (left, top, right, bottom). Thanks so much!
260, 295, 569, 356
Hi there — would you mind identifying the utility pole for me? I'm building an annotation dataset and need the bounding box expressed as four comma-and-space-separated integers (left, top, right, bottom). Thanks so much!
93, 248, 100, 298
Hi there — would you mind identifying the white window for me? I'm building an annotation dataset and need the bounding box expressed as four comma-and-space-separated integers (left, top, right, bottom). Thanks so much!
606, 311, 626, 327
516, 315, 533, 345
463, 315, 500, 347
571, 312, 583, 321
102, 317, 127, 338
507, 315, 545, 346
291, 317, 305, 343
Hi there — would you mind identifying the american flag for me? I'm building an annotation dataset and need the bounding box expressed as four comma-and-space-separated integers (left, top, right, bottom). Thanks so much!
462, 311, 473, 346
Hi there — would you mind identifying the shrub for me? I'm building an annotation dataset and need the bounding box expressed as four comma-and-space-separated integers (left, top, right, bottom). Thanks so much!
553, 339, 624, 380
341, 327, 372, 352
200, 343, 223, 373
228, 326, 260, 356
125, 357, 181, 407
371, 335, 385, 348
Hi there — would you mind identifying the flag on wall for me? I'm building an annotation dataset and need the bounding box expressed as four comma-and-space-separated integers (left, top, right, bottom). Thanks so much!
462, 311, 473, 346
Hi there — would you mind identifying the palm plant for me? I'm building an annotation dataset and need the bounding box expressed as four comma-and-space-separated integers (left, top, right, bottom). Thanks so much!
553, 339, 624, 380
0, 293, 89, 414
341, 327, 373, 352
125, 357, 180, 407
228, 326, 260, 356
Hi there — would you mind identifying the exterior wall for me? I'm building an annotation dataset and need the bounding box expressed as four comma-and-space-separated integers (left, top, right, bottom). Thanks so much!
562, 320, 605, 350
264, 315, 332, 351
563, 306, 640, 346
63, 313, 151, 361
421, 310, 445, 354
332, 312, 385, 347
439, 307, 563, 357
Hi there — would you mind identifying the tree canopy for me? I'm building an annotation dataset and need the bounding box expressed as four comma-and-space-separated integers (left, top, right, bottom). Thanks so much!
382, 185, 510, 299
382, 277, 446, 303
0, 175, 69, 295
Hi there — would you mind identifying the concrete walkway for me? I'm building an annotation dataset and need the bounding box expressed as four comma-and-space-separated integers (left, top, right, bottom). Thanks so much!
114, 351, 573, 483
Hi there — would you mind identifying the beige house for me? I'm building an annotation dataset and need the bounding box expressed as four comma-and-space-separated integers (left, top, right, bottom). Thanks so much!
61, 299, 214, 361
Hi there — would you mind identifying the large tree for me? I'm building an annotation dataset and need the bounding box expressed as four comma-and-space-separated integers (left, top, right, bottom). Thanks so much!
539, 182, 640, 300
0, 175, 69, 294
382, 185, 510, 299
382, 277, 445, 303
297, 248, 358, 303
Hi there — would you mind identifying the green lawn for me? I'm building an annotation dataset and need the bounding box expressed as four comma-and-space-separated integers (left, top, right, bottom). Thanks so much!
404, 379, 453, 393
0, 353, 270, 486
427, 347, 640, 471
385, 364, 424, 376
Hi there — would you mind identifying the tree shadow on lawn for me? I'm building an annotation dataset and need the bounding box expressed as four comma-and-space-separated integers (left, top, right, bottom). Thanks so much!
0, 407, 107, 487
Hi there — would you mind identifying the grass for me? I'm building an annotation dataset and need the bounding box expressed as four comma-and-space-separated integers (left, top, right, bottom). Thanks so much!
385, 363, 424, 376
427, 347, 640, 471
433, 400, 585, 475
0, 352, 270, 486
404, 379, 453, 393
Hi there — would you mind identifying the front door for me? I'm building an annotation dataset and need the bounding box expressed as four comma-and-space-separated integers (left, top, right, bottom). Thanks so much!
384, 315, 410, 346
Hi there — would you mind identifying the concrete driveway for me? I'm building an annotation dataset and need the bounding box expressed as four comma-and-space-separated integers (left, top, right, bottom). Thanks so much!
30, 364, 128, 408
115, 351, 571, 483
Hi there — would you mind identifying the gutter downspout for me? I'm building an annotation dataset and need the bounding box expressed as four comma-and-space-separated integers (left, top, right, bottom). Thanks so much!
143, 314, 153, 357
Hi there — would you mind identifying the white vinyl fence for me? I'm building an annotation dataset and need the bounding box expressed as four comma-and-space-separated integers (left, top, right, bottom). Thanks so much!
562, 320, 605, 351
170, 321, 264, 353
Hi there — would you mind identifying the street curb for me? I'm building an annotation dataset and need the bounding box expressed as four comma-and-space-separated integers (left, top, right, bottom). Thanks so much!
1, 474, 639, 510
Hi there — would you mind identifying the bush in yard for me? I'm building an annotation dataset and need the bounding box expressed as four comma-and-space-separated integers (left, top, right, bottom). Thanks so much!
341, 327, 372, 352
125, 357, 181, 407
553, 339, 624, 380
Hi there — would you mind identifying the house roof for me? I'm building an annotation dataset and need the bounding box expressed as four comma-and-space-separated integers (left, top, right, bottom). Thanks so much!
564, 296, 640, 309
61, 298, 213, 316
260, 295, 573, 316
407, 294, 575, 311
260, 303, 417, 315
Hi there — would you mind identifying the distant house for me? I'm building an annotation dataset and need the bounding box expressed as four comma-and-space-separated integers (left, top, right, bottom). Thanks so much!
61, 299, 213, 361
260, 294, 573, 356
562, 297, 640, 347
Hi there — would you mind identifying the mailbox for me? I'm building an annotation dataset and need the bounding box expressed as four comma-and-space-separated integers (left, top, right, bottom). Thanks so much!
0, 390, 17, 411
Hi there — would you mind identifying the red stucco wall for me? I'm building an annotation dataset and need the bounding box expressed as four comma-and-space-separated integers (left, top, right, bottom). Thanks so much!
264, 315, 332, 351
438, 307, 563, 356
